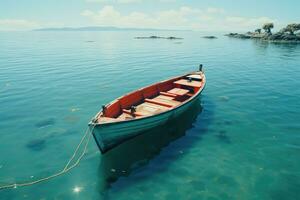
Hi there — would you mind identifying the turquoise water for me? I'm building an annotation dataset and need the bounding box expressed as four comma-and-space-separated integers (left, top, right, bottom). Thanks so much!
0, 31, 300, 200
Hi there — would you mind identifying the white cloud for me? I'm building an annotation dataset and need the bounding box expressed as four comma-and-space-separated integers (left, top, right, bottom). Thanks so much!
159, 0, 176, 2
81, 6, 212, 29
117, 0, 141, 3
0, 19, 40, 31
81, 5, 276, 31
85, 0, 141, 4
85, 0, 107, 2
206, 7, 225, 14
85, 0, 177, 4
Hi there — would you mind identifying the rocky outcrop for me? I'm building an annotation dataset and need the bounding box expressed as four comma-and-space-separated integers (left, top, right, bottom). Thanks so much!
135, 36, 183, 40
225, 33, 251, 39
202, 36, 217, 39
225, 23, 300, 43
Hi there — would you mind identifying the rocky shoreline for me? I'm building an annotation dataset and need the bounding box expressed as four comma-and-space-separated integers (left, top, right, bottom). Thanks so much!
225, 23, 300, 43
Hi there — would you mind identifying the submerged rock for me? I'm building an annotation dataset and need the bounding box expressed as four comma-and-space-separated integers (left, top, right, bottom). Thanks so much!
26, 139, 46, 151
223, 120, 233, 125
215, 130, 231, 143
35, 118, 55, 128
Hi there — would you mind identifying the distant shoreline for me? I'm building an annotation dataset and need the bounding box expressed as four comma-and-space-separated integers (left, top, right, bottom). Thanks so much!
33, 26, 191, 32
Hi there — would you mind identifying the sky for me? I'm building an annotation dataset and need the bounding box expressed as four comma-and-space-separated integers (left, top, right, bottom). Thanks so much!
0, 0, 299, 31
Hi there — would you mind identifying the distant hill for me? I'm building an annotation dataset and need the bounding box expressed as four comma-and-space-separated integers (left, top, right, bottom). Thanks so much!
34, 26, 190, 32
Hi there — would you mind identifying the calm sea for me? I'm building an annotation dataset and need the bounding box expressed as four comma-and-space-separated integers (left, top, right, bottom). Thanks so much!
0, 31, 299, 200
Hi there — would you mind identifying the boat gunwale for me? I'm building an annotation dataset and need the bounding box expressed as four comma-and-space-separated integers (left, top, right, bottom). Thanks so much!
89, 71, 206, 127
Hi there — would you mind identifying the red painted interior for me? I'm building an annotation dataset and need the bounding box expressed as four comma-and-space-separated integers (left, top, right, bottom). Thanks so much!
98, 73, 205, 120
141, 84, 159, 99
104, 100, 121, 118
119, 90, 144, 109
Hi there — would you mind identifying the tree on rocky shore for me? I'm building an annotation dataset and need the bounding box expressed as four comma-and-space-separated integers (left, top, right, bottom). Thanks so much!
281, 23, 300, 35
226, 22, 300, 42
262, 23, 274, 34
255, 28, 261, 34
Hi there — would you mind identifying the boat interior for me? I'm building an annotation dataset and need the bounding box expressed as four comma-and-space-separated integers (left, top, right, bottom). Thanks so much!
97, 72, 204, 123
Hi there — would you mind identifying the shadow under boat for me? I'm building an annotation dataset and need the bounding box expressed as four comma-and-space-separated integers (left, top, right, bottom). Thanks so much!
96, 98, 204, 192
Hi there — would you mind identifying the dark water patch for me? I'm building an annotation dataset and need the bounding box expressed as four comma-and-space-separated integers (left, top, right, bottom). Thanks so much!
218, 192, 231, 200
97, 100, 208, 191
216, 175, 238, 187
131, 159, 149, 171
35, 118, 55, 128
165, 192, 183, 200
215, 130, 231, 143
269, 174, 300, 200
189, 180, 206, 191
206, 197, 218, 200
85, 40, 95, 43
97, 98, 217, 196
26, 139, 46, 151
217, 120, 234, 126
171, 168, 189, 177
224, 120, 234, 125
194, 127, 208, 132
137, 185, 150, 192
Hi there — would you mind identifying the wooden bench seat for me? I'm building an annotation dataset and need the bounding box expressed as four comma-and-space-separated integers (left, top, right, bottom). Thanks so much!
97, 117, 122, 123
159, 91, 178, 98
155, 94, 175, 100
122, 109, 144, 117
151, 96, 181, 107
145, 98, 173, 108
174, 79, 202, 88
117, 113, 135, 120
167, 88, 189, 96
123, 102, 169, 116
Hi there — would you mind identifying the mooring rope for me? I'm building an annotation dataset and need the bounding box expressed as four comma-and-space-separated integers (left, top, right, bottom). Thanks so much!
0, 125, 95, 190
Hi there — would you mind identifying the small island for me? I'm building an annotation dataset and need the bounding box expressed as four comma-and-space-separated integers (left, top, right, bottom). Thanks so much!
225, 23, 300, 43
202, 36, 217, 39
135, 36, 183, 40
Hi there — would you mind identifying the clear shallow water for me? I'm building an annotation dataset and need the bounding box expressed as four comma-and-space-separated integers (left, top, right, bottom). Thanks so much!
0, 31, 300, 200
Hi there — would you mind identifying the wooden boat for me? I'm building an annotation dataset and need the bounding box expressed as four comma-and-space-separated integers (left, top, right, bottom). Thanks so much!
89, 67, 206, 153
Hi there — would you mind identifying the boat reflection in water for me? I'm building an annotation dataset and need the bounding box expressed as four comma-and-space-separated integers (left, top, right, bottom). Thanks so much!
97, 99, 203, 191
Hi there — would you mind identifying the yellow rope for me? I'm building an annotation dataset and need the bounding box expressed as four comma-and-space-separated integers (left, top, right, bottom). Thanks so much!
0, 125, 95, 190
